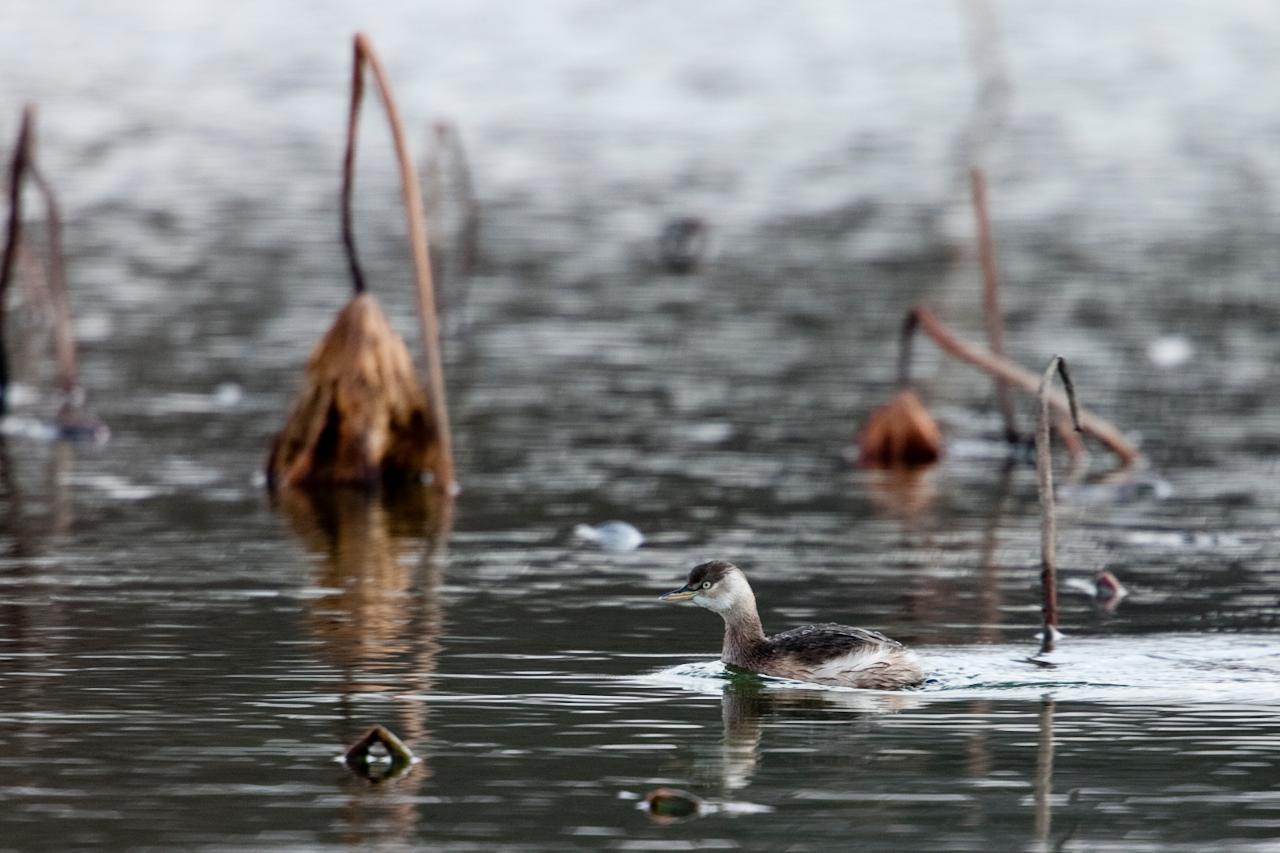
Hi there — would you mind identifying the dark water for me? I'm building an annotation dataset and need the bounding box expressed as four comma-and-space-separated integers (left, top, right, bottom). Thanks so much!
2, 2, 1280, 850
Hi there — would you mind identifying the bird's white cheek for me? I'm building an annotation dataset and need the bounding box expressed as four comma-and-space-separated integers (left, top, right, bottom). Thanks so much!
693, 593, 729, 613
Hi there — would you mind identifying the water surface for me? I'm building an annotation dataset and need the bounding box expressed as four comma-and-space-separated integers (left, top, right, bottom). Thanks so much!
1, 2, 1279, 850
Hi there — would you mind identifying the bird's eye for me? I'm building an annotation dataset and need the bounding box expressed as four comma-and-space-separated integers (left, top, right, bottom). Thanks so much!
701, 581, 712, 590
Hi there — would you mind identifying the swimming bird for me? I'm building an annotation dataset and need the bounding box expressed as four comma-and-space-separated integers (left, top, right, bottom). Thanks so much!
660, 560, 924, 690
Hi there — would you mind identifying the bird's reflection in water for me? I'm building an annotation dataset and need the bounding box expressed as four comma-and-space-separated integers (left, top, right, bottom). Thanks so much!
277, 483, 452, 845
682, 678, 922, 794
684, 684, 1059, 845
715, 684, 766, 792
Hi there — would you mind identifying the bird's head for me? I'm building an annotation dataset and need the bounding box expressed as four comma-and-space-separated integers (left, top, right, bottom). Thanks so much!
660, 560, 751, 615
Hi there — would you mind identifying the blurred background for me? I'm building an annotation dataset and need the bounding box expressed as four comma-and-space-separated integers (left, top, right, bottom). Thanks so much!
0, 2, 1278, 850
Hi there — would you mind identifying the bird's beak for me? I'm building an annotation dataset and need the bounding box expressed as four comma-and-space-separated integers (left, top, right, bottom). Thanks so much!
660, 585, 696, 603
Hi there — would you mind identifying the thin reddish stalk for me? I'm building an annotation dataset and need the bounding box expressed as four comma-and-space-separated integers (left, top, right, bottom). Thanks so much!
905, 305, 1139, 467
1036, 355, 1079, 654
343, 33, 455, 493
970, 167, 1017, 442
27, 162, 77, 399
0, 106, 35, 415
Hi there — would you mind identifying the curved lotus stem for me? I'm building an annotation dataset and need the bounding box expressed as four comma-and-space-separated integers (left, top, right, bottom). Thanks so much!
27, 161, 77, 401
341, 33, 454, 492
1036, 355, 1079, 653
0, 106, 35, 416
904, 305, 1139, 468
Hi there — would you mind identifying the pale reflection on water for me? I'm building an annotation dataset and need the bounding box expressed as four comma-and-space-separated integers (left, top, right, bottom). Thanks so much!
283, 486, 452, 844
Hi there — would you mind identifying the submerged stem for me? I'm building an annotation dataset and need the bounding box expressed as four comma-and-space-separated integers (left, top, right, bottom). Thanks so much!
1033, 695, 1055, 844
342, 33, 455, 492
1037, 355, 1080, 653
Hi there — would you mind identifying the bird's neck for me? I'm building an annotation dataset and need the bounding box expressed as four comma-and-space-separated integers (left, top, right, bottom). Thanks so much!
720, 597, 766, 667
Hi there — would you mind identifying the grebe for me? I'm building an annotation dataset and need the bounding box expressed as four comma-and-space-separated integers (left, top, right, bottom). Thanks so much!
661, 560, 924, 690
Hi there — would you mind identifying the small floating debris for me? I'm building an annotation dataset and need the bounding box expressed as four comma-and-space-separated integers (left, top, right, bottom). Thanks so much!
1058, 476, 1172, 505
343, 724, 416, 782
213, 382, 243, 407
682, 420, 734, 445
643, 787, 704, 822
0, 411, 108, 445
1093, 570, 1128, 603
1065, 570, 1128, 612
54, 409, 109, 445
657, 216, 708, 274
633, 786, 772, 823
1147, 335, 1193, 369
145, 384, 244, 416
574, 521, 644, 552
946, 436, 1035, 464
